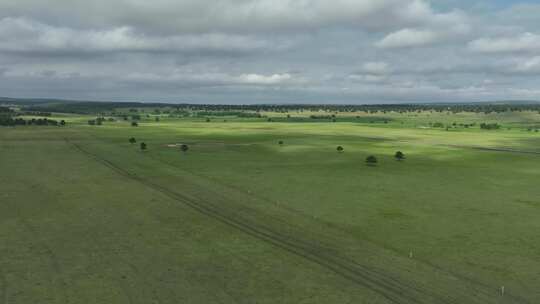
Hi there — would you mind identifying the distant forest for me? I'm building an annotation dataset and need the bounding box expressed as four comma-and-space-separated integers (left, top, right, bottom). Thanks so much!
1, 97, 540, 115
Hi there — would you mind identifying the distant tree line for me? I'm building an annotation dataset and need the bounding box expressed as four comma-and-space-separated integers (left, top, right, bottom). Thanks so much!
21, 111, 52, 117
196, 111, 262, 118
0, 106, 13, 114
17, 100, 540, 115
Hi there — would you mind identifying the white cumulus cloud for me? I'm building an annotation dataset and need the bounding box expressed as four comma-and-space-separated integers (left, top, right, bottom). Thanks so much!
239, 73, 293, 85
376, 29, 440, 48
361, 62, 391, 75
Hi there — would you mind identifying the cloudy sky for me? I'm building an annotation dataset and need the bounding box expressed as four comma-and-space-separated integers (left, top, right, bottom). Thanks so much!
0, 0, 539, 104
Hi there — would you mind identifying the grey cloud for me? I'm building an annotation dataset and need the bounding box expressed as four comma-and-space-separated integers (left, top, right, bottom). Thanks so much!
358, 62, 392, 75
0, 17, 281, 55
468, 33, 540, 53
0, 0, 461, 34
122, 72, 298, 88
510, 56, 540, 74
375, 9, 470, 49
495, 4, 540, 29
0, 1, 539, 103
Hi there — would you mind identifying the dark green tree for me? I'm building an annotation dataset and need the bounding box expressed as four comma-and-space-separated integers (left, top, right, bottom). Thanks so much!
278, 140, 284, 146
131, 121, 138, 127
140, 142, 147, 151
366, 155, 378, 166
129, 137, 136, 144
394, 151, 405, 161
180, 144, 189, 153
337, 146, 344, 153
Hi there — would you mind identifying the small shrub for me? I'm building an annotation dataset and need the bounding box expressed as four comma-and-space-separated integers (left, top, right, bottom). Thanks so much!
432, 122, 444, 128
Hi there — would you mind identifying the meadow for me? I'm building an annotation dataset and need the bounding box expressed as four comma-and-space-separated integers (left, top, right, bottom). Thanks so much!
1, 106, 540, 303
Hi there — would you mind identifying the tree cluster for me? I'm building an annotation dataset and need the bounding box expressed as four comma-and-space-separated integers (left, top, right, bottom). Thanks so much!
1, 116, 63, 126
480, 123, 501, 130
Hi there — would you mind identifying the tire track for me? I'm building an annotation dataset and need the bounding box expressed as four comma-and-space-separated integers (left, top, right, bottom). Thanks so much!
144, 152, 520, 303
66, 139, 525, 304
446, 145, 540, 155
143, 156, 476, 302
145, 145, 531, 304
67, 140, 418, 303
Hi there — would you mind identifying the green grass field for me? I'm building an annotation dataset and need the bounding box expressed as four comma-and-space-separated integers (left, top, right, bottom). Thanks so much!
1, 110, 540, 303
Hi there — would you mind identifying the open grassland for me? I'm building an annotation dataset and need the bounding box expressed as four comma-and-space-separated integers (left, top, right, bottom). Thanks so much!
1, 110, 540, 303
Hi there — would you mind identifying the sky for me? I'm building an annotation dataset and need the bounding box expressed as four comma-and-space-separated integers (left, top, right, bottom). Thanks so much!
0, 0, 539, 104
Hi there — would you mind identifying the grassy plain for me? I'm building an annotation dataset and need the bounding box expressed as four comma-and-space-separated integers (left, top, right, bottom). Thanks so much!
1, 109, 540, 303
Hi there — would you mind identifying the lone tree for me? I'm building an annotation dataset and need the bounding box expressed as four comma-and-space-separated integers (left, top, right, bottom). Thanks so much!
337, 146, 344, 153
60, 120, 66, 126
129, 137, 136, 144
140, 142, 147, 151
131, 121, 138, 127
180, 144, 189, 153
366, 155, 378, 166
278, 140, 284, 146
394, 151, 405, 161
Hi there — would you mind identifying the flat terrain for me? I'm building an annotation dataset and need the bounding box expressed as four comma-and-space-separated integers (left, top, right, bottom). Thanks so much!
1, 110, 540, 303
